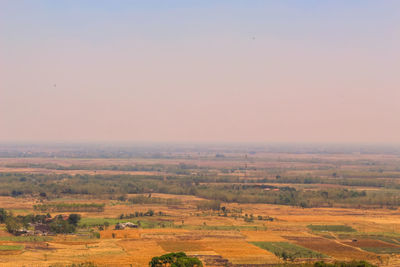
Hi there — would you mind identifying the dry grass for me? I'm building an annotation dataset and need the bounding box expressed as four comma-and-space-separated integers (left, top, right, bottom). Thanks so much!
204, 238, 281, 264
157, 240, 208, 252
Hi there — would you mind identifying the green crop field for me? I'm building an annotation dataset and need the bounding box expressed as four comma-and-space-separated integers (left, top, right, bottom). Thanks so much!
251, 241, 327, 260
361, 247, 400, 254
0, 245, 24, 251
0, 236, 52, 242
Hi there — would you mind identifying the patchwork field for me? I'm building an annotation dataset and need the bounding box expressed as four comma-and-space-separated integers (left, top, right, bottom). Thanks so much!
0, 194, 399, 266
0, 145, 400, 266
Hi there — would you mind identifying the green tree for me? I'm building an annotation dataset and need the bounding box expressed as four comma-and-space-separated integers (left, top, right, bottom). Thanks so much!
149, 252, 203, 267
68, 214, 81, 226
49, 219, 76, 233
0, 208, 8, 223
146, 209, 154, 216
5, 217, 22, 234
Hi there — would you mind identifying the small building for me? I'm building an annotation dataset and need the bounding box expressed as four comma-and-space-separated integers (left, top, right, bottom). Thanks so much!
114, 222, 138, 230
34, 223, 52, 235
15, 229, 28, 236
123, 222, 138, 228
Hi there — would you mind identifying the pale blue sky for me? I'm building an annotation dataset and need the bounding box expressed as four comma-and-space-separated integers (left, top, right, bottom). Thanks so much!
1, 1, 399, 142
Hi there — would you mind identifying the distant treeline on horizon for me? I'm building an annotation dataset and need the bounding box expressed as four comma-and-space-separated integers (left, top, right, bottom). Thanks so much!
1, 143, 400, 158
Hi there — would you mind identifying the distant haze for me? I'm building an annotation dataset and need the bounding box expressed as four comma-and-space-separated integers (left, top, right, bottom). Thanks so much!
1, 1, 399, 143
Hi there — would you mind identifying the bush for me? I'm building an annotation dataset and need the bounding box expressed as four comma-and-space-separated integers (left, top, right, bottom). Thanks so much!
92, 232, 101, 239
68, 214, 81, 226
49, 219, 76, 234
149, 252, 203, 267
5, 217, 22, 234
0, 208, 9, 223
196, 200, 221, 211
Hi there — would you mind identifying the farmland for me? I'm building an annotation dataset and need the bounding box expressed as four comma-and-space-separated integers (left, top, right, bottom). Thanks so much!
0, 144, 399, 266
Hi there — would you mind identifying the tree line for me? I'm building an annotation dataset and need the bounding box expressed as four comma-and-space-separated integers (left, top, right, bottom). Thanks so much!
33, 203, 105, 212
1, 172, 399, 209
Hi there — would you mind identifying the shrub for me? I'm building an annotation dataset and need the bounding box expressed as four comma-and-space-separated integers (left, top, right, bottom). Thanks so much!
196, 200, 221, 211
149, 252, 203, 267
49, 219, 76, 234
5, 217, 22, 234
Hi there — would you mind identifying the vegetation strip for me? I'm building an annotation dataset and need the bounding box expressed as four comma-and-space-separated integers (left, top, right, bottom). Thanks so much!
308, 225, 356, 232
0, 245, 24, 251
251, 241, 327, 260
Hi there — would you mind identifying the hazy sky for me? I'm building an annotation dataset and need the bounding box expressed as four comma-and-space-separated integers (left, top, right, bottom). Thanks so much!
1, 0, 399, 143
